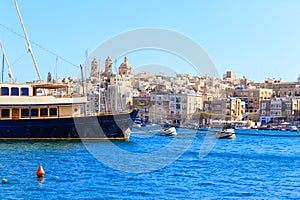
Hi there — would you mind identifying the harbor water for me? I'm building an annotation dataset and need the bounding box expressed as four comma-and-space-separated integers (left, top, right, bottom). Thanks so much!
1, 128, 300, 199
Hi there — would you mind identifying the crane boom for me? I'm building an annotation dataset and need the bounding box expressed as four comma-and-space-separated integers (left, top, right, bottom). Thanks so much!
14, 0, 42, 82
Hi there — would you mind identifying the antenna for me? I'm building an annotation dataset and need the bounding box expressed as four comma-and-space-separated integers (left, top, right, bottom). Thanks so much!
55, 56, 58, 82
0, 40, 15, 82
14, 0, 42, 82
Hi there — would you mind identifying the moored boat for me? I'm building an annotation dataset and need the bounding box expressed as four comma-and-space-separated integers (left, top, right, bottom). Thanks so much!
0, 83, 138, 140
216, 124, 236, 139
160, 126, 177, 136
289, 125, 298, 132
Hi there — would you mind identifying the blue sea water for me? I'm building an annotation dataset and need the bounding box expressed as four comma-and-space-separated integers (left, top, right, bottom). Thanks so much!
1, 128, 300, 199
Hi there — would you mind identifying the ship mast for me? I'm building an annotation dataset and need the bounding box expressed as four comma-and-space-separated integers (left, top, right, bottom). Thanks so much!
14, 0, 42, 82
0, 40, 15, 82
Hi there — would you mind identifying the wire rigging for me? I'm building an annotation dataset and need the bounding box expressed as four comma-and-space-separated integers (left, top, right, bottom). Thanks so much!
0, 22, 79, 68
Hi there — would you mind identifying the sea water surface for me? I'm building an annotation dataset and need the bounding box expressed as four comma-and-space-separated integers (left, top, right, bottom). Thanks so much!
0, 127, 300, 199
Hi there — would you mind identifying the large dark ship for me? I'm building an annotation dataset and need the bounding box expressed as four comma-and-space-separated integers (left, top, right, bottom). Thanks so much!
0, 83, 138, 140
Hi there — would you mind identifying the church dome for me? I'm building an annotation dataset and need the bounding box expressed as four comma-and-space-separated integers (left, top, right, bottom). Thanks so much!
118, 56, 133, 76
119, 57, 132, 69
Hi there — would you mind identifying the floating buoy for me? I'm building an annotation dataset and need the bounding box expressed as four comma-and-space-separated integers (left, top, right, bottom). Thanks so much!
2, 178, 8, 183
36, 164, 45, 177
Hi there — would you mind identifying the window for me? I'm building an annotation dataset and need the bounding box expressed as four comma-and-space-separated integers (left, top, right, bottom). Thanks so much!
176, 104, 181, 109
31, 109, 38, 117
1, 87, 9, 96
21, 88, 29, 96
176, 97, 181, 103
11, 87, 19, 96
50, 108, 57, 116
40, 108, 48, 117
21, 109, 29, 118
1, 109, 10, 118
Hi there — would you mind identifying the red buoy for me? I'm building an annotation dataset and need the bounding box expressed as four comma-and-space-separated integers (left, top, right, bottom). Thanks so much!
36, 164, 45, 177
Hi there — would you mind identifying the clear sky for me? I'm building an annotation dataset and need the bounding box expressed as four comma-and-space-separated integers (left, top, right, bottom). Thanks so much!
0, 0, 300, 82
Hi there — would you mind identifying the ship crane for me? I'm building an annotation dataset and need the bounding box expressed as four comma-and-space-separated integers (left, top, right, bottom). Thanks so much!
14, 0, 42, 82
0, 40, 15, 82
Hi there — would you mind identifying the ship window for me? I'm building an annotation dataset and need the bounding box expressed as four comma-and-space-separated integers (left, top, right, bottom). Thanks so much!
31, 109, 38, 117
21, 88, 29, 96
50, 108, 57, 116
40, 108, 48, 117
11, 87, 19, 96
21, 109, 29, 118
1, 109, 10, 118
1, 87, 9, 96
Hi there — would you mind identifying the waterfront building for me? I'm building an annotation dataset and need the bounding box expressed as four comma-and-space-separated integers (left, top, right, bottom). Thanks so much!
168, 91, 203, 123
203, 97, 245, 121
203, 99, 226, 120
260, 98, 300, 123
132, 93, 151, 122
233, 87, 273, 121
226, 97, 245, 121
149, 91, 170, 124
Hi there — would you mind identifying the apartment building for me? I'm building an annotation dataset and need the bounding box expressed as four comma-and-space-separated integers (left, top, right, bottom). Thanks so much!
233, 87, 273, 121
204, 97, 245, 121
260, 98, 300, 123
132, 93, 151, 122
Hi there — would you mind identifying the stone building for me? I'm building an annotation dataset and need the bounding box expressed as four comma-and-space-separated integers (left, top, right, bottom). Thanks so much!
223, 71, 236, 82
260, 98, 300, 123
203, 97, 245, 121
233, 87, 273, 121
225, 97, 245, 121
132, 93, 151, 122
149, 92, 170, 123
252, 79, 300, 98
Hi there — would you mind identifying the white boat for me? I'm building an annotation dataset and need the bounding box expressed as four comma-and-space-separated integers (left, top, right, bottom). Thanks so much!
289, 125, 298, 132
133, 123, 142, 128
216, 125, 236, 139
160, 127, 177, 136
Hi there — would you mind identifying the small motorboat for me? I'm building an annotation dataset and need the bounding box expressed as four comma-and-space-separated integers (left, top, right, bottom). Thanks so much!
133, 123, 142, 128
289, 125, 299, 132
160, 126, 177, 136
216, 124, 236, 139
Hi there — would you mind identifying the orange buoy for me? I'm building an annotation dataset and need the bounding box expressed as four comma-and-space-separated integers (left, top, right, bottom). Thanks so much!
36, 164, 45, 177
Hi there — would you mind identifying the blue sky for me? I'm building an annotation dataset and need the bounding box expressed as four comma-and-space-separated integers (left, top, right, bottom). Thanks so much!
0, 0, 300, 82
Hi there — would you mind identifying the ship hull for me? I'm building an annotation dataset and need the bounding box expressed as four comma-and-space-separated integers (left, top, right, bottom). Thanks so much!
0, 110, 138, 140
